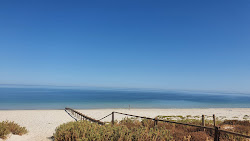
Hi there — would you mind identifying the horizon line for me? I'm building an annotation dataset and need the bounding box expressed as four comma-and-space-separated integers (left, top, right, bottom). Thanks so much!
0, 83, 250, 95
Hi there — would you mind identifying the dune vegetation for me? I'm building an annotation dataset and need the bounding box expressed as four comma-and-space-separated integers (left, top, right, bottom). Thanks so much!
0, 121, 28, 139
54, 115, 250, 141
54, 119, 172, 141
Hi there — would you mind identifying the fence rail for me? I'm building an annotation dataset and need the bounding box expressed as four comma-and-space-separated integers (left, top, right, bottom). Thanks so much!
65, 107, 105, 125
114, 111, 215, 129
98, 113, 113, 121
65, 107, 250, 141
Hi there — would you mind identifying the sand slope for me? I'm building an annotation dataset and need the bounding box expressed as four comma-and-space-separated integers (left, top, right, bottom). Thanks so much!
0, 110, 74, 141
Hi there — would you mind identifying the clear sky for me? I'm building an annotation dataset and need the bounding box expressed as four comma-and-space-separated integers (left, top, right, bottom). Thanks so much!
0, 0, 250, 92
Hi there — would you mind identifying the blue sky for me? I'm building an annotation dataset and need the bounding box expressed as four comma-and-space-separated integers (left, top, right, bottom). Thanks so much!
0, 0, 250, 92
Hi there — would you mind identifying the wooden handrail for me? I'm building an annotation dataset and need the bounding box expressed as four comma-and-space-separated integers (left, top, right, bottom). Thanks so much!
65, 107, 105, 125
114, 111, 214, 130
113, 111, 250, 139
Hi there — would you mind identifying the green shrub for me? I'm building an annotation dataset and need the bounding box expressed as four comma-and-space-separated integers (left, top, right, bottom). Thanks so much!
54, 117, 250, 141
54, 120, 173, 141
0, 121, 28, 139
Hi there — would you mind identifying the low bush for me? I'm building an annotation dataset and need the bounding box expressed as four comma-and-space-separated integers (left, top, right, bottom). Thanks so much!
223, 120, 250, 126
0, 121, 28, 139
54, 119, 173, 141
54, 117, 250, 141
220, 120, 250, 141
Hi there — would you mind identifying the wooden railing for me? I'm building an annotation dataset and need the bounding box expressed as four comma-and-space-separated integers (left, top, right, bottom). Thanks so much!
65, 107, 105, 125
111, 111, 250, 141
65, 108, 250, 141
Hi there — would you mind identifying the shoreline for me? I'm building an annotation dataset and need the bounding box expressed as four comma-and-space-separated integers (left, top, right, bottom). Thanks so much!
0, 108, 249, 141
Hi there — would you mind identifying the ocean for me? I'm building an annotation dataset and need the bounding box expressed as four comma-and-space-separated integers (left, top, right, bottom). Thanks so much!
0, 87, 250, 110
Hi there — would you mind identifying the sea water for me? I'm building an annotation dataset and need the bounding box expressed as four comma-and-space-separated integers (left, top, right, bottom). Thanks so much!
0, 87, 250, 110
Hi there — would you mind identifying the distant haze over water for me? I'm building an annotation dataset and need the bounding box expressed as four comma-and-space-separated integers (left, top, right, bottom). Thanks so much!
0, 86, 250, 110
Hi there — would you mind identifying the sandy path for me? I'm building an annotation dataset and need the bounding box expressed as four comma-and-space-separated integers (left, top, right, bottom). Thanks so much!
0, 108, 249, 141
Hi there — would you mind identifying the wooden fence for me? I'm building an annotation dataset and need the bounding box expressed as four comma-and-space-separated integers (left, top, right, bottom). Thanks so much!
65, 108, 250, 141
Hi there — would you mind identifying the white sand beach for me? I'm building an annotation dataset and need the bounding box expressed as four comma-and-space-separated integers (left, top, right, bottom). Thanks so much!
0, 108, 249, 141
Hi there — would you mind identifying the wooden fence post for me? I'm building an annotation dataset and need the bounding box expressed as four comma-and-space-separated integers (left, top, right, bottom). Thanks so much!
112, 112, 114, 125
202, 115, 205, 131
154, 117, 158, 127
214, 126, 220, 141
213, 114, 216, 127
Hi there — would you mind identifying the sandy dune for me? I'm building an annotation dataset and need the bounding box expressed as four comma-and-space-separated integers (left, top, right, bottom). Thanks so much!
0, 108, 249, 141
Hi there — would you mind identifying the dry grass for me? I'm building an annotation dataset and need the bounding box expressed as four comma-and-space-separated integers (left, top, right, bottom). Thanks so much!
0, 121, 28, 139
158, 116, 250, 141
220, 120, 250, 141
